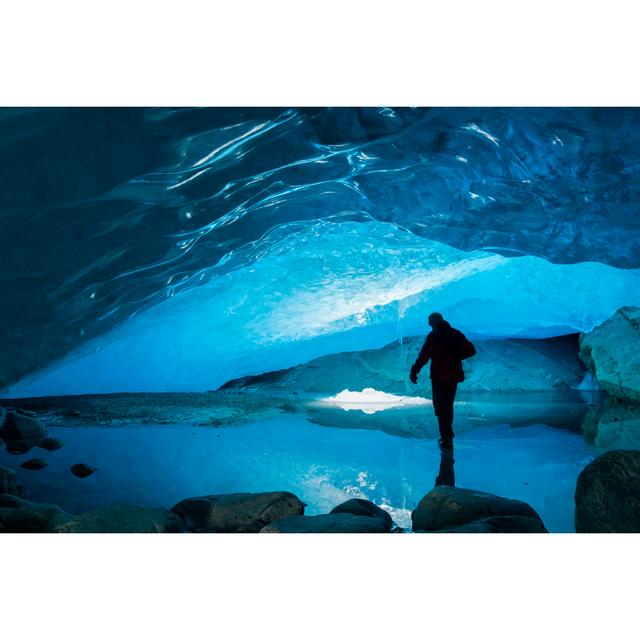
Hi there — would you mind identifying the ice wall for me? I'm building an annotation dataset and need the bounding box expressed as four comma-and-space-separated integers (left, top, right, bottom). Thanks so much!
2, 107, 640, 392
6, 219, 640, 396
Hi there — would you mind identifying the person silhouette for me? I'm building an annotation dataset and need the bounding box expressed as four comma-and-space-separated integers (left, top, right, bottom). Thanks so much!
409, 312, 476, 449
435, 446, 455, 487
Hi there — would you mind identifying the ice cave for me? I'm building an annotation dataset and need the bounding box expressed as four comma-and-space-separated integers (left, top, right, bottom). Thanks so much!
1, 107, 640, 533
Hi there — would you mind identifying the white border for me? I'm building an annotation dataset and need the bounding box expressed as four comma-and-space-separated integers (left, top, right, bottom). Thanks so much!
2, 1, 639, 638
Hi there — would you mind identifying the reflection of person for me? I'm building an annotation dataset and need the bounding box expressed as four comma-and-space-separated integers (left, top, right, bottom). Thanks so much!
409, 312, 476, 449
435, 446, 455, 487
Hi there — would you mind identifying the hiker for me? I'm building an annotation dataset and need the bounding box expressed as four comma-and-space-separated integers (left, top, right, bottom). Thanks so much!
409, 312, 476, 449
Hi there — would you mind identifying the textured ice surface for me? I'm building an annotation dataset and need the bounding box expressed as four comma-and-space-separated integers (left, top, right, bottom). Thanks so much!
6, 220, 640, 396
0, 415, 600, 532
2, 108, 640, 391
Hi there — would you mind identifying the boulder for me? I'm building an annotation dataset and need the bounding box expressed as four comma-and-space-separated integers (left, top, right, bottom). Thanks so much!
57, 503, 184, 533
38, 437, 64, 451
329, 498, 393, 530
260, 513, 389, 533
581, 402, 640, 451
0, 494, 32, 508
171, 491, 306, 533
0, 503, 73, 533
418, 515, 548, 533
411, 486, 546, 532
575, 450, 640, 532
0, 465, 25, 496
0, 411, 47, 442
579, 307, 640, 403
4, 440, 32, 455
20, 458, 48, 471
70, 463, 96, 478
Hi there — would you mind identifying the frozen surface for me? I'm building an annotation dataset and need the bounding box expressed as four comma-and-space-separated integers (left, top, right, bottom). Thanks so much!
6, 222, 640, 396
0, 413, 603, 532
3, 108, 640, 392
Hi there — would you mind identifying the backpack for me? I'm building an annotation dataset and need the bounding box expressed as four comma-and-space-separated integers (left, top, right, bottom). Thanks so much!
458, 335, 476, 360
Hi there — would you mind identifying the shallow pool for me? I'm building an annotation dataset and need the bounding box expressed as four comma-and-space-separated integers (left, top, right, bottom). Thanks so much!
0, 409, 603, 531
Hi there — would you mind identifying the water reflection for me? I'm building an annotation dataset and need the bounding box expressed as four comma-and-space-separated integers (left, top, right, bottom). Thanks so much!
435, 446, 455, 487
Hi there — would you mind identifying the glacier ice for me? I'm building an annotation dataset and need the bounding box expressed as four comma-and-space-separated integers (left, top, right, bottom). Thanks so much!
6, 219, 640, 397
2, 107, 640, 392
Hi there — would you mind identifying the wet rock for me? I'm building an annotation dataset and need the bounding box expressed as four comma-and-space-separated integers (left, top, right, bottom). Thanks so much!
579, 307, 640, 403
70, 463, 96, 478
575, 450, 640, 532
581, 401, 640, 450
0, 465, 25, 496
330, 498, 393, 530
411, 486, 546, 532
20, 458, 48, 471
261, 513, 389, 533
4, 440, 32, 455
0, 494, 32, 508
0, 508, 13, 532
0, 503, 73, 533
419, 515, 548, 533
38, 437, 64, 451
0, 407, 5, 429
57, 503, 184, 533
171, 491, 306, 533
0, 411, 47, 442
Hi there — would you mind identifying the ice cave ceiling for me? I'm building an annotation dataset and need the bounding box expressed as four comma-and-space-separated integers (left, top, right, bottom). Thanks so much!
2, 107, 640, 396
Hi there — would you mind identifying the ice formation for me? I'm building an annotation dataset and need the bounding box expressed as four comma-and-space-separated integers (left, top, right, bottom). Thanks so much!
2, 108, 640, 395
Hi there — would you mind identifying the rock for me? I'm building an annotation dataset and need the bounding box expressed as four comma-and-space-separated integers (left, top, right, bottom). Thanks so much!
20, 458, 48, 471
0, 503, 73, 533
221, 334, 584, 395
0, 508, 13, 532
171, 491, 306, 533
418, 515, 548, 533
57, 503, 184, 533
0, 407, 6, 429
329, 498, 393, 530
0, 411, 47, 442
411, 486, 545, 532
260, 513, 389, 533
4, 440, 32, 455
0, 465, 25, 496
579, 307, 640, 403
575, 450, 640, 532
0, 494, 32, 508
38, 437, 64, 451
581, 401, 640, 451
70, 463, 96, 478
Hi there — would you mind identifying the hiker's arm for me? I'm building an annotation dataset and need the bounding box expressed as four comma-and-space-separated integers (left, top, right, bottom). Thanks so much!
410, 337, 431, 381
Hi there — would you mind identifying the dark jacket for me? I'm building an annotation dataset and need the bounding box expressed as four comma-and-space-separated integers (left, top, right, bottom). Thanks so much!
410, 321, 476, 383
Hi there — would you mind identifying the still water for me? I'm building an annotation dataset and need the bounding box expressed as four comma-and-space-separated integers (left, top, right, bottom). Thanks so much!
0, 402, 602, 531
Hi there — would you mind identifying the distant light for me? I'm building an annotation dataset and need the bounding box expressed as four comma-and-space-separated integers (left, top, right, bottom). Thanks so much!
319, 388, 431, 414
